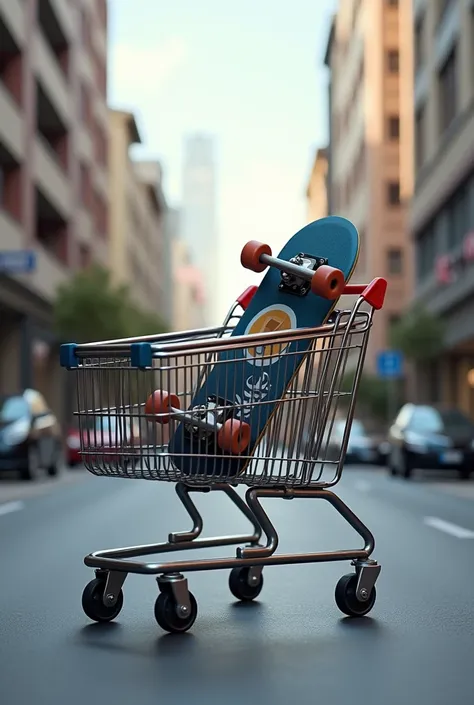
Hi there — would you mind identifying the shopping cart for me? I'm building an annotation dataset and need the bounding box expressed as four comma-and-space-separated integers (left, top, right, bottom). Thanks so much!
60, 278, 387, 634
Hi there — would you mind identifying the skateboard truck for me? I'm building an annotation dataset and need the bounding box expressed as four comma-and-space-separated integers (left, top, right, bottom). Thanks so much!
241, 240, 388, 309
145, 390, 251, 455
278, 252, 327, 297
240, 240, 345, 300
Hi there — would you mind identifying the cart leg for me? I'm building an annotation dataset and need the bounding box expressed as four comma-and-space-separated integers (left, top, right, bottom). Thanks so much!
168, 482, 263, 546
168, 483, 207, 543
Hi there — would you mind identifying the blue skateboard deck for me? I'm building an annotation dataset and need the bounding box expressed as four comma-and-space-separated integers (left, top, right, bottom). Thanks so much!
168, 216, 360, 478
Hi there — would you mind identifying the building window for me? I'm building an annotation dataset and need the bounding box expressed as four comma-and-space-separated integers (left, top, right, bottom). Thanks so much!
387, 181, 400, 205
415, 106, 426, 172
387, 116, 400, 140
387, 50, 399, 73
417, 226, 436, 279
387, 248, 403, 274
438, 48, 457, 134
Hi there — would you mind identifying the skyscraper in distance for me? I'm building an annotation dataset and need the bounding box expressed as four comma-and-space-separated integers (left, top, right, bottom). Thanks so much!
181, 133, 217, 326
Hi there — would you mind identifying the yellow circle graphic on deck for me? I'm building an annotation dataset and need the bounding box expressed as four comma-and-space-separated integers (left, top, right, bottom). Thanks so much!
244, 304, 297, 367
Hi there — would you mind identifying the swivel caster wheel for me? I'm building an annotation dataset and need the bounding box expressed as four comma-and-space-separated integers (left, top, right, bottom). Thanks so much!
154, 591, 198, 634
335, 573, 376, 617
82, 578, 124, 623
229, 566, 264, 602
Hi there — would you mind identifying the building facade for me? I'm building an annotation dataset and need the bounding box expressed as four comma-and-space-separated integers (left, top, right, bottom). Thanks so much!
0, 0, 109, 421
410, 0, 474, 415
181, 133, 216, 326
171, 238, 206, 332
324, 0, 414, 372
306, 147, 328, 223
108, 109, 168, 324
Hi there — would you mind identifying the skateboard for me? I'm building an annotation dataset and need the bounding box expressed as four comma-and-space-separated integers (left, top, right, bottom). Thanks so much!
148, 216, 360, 478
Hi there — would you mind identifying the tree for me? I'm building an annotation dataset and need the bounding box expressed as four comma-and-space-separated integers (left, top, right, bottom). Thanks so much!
340, 369, 398, 422
53, 264, 167, 343
389, 304, 445, 362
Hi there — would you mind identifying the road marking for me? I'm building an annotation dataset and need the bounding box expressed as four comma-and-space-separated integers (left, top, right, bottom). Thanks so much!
354, 480, 371, 492
0, 500, 24, 516
423, 516, 474, 539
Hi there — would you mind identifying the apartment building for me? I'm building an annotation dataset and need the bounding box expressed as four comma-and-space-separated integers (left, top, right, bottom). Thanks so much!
410, 0, 474, 414
108, 110, 168, 324
306, 147, 328, 223
324, 0, 414, 372
0, 0, 109, 420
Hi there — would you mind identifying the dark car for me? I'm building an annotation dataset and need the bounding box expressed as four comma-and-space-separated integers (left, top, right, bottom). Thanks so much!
0, 389, 62, 481
387, 403, 474, 479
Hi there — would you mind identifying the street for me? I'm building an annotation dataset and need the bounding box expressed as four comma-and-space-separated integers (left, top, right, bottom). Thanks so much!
1, 464, 474, 705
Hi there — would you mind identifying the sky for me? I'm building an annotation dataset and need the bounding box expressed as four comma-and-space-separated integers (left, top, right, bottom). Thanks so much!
107, 0, 337, 323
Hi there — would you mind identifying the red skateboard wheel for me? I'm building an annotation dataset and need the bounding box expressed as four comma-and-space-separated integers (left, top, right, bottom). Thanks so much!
217, 419, 251, 454
145, 390, 179, 424
311, 265, 345, 299
241, 240, 272, 273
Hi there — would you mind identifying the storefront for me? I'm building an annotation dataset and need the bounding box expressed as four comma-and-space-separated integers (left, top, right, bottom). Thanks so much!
0, 274, 67, 424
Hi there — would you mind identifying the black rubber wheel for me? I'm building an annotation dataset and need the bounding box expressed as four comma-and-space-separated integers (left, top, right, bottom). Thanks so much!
459, 468, 471, 480
229, 566, 264, 601
154, 591, 198, 633
20, 445, 41, 481
400, 450, 414, 479
335, 573, 376, 617
47, 446, 61, 477
82, 578, 124, 623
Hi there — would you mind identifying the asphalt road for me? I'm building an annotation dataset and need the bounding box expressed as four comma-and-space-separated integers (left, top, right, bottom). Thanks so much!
1, 464, 474, 705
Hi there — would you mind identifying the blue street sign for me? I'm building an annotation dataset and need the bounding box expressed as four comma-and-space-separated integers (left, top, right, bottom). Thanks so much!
376, 350, 403, 379
0, 250, 36, 274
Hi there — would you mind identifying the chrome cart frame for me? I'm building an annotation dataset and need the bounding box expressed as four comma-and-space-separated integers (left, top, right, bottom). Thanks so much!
60, 277, 387, 633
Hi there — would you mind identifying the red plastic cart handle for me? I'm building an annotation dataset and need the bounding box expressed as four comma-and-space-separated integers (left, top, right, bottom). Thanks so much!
237, 285, 258, 311
343, 277, 387, 310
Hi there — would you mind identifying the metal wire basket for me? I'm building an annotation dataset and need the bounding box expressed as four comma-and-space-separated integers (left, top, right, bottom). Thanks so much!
62, 285, 378, 489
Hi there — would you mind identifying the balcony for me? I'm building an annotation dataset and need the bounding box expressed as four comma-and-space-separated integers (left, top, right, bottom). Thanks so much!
33, 29, 70, 127
93, 164, 108, 200
0, 82, 24, 161
29, 242, 68, 302
0, 209, 23, 251
0, 0, 26, 48
76, 207, 93, 247
40, 0, 74, 42
0, 209, 67, 303
77, 125, 93, 162
34, 137, 71, 220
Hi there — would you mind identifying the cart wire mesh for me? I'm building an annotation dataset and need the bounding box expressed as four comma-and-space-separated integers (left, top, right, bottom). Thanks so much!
70, 298, 373, 489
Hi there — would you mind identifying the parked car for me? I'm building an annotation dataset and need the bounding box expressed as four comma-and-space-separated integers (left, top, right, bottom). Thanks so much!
327, 418, 380, 465
66, 415, 140, 468
387, 403, 474, 479
0, 389, 62, 481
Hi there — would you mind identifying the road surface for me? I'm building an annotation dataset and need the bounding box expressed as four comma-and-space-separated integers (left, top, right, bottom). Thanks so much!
1, 465, 473, 705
